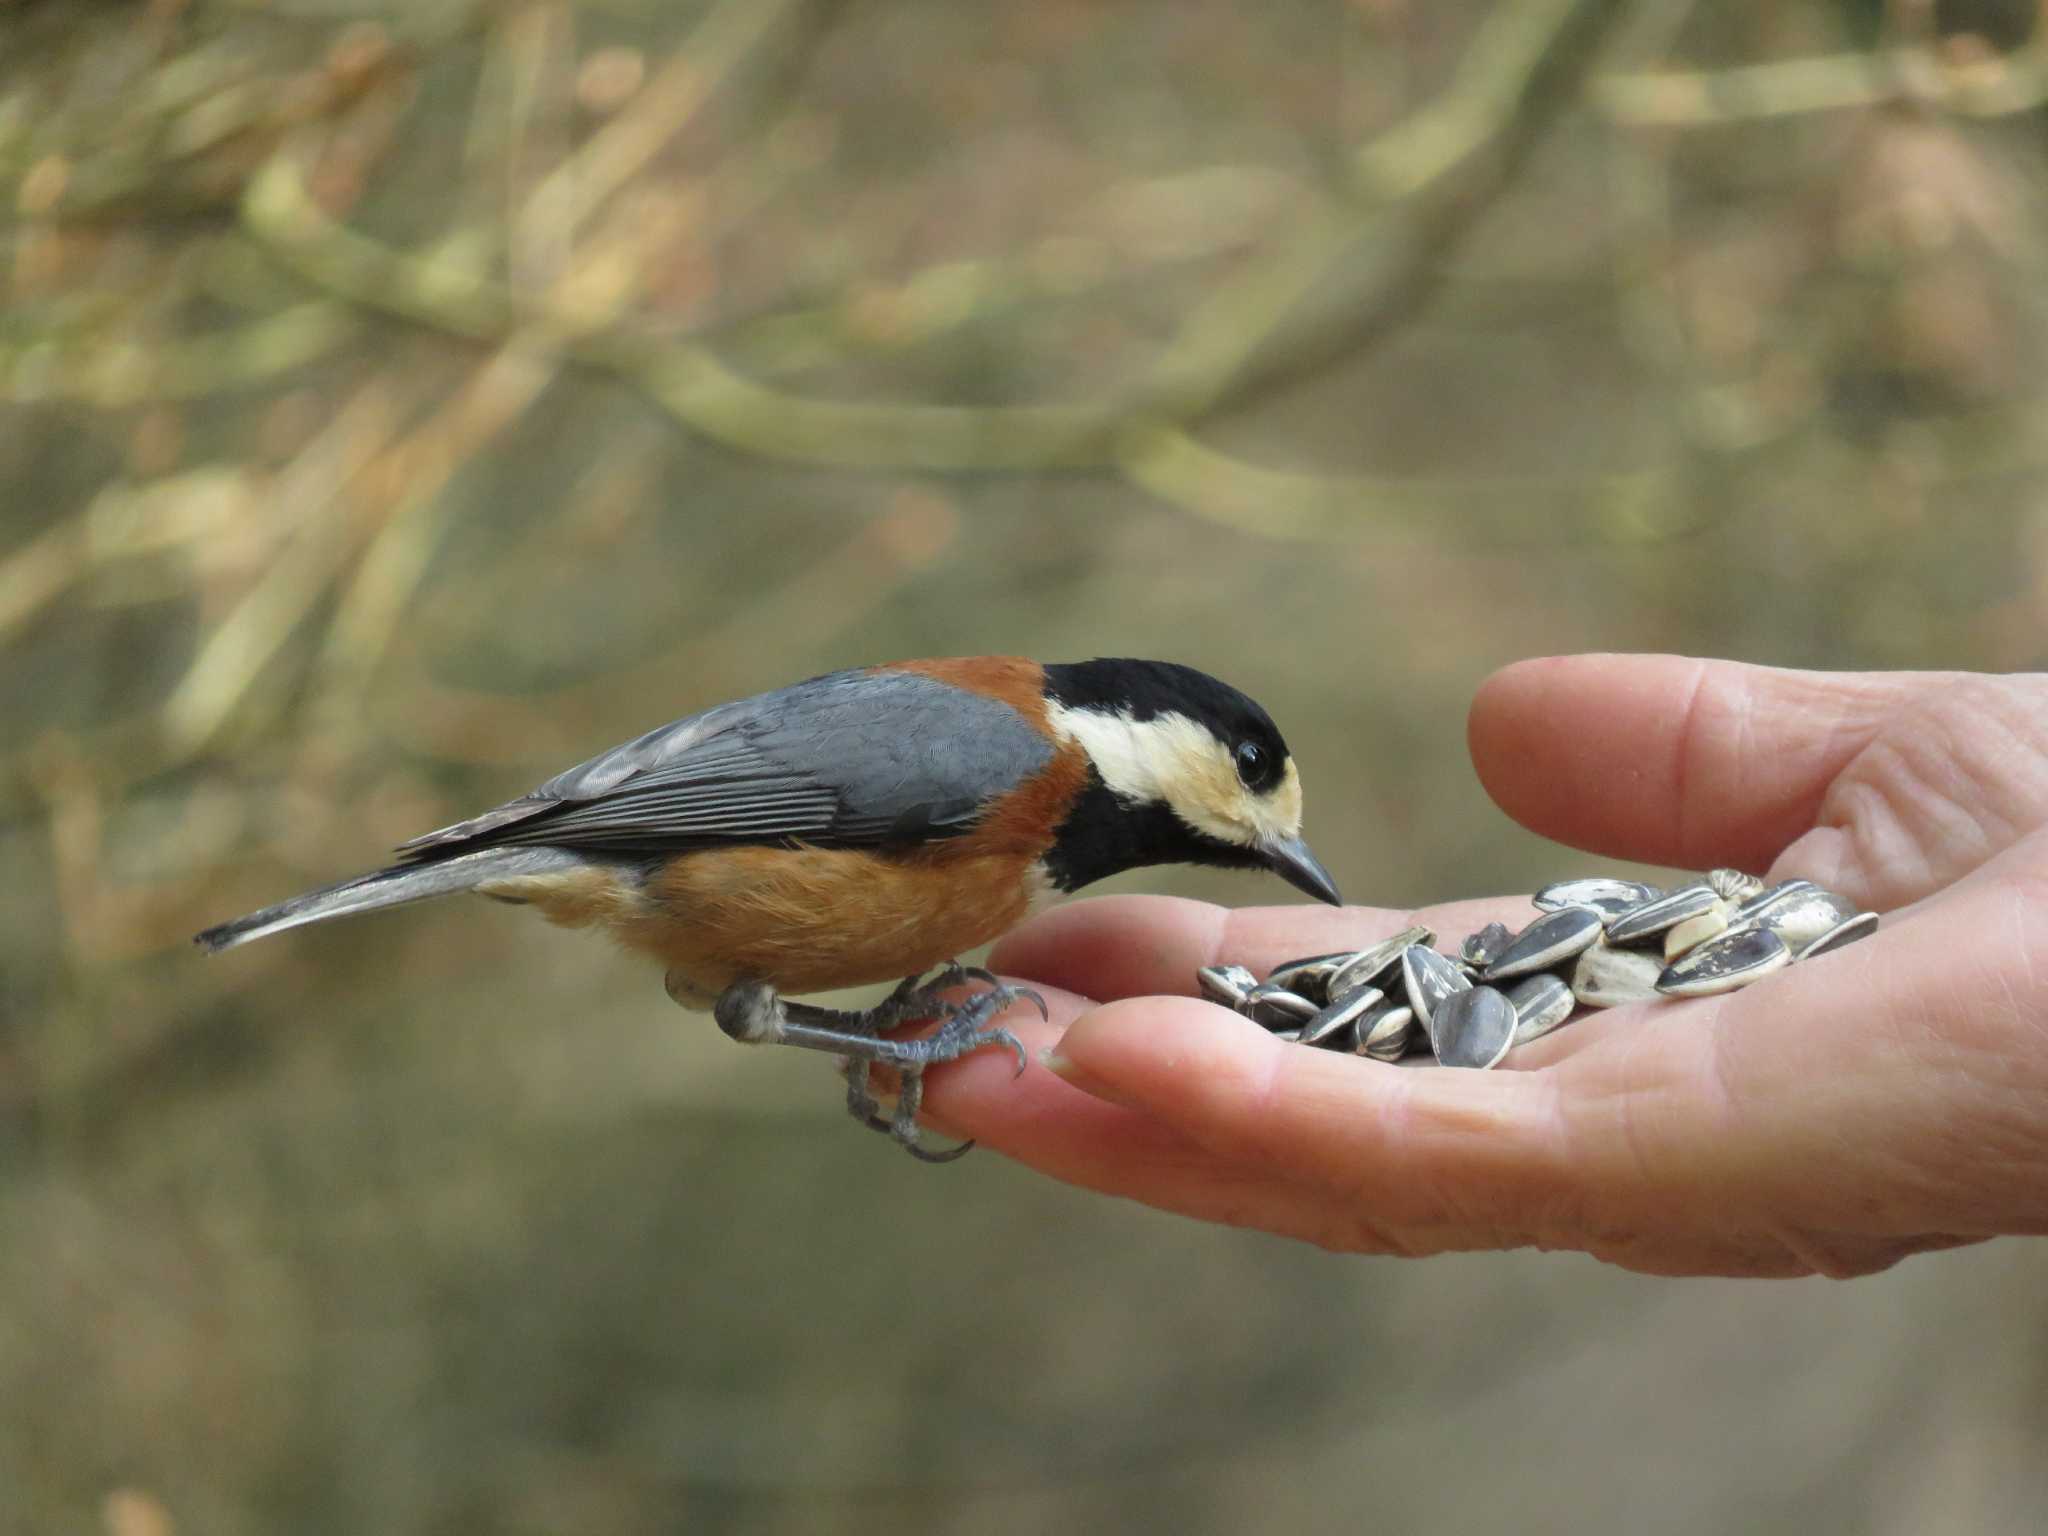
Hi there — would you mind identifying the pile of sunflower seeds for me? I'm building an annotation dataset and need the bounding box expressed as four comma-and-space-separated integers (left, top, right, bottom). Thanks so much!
1196, 870, 1879, 1070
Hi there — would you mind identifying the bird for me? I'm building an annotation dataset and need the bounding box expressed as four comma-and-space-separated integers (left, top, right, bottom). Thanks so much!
196, 656, 1340, 1159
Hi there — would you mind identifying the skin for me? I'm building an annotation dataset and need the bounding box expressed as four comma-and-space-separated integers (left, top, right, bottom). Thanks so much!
918, 655, 2048, 1279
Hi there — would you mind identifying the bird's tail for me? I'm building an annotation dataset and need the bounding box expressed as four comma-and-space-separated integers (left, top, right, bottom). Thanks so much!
194, 846, 589, 953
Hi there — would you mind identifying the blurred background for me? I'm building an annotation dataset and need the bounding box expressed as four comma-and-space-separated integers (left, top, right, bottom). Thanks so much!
5, 0, 2048, 1531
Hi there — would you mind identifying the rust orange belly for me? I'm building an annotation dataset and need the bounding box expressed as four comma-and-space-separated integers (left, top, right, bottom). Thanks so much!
482, 844, 1045, 1003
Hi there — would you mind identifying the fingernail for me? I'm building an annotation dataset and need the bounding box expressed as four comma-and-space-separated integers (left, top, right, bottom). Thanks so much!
1041, 1046, 1141, 1110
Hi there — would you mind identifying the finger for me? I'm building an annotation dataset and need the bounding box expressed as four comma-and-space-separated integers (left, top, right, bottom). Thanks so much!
988, 894, 1539, 1004
1040, 994, 1588, 1242
1469, 654, 1915, 872
926, 1067, 1368, 1251
915, 995, 1198, 1163
918, 988, 1434, 1248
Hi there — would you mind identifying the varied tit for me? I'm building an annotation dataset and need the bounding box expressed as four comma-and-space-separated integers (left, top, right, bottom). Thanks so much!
197, 657, 1339, 1159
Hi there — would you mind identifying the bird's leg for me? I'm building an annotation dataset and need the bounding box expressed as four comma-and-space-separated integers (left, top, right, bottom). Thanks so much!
710, 966, 1041, 1070
705, 966, 1045, 1161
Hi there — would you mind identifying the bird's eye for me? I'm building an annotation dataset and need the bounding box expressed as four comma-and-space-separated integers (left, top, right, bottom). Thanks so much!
1234, 740, 1268, 785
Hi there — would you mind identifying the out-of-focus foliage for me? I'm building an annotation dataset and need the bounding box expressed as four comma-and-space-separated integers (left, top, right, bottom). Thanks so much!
3, 1, 2047, 1533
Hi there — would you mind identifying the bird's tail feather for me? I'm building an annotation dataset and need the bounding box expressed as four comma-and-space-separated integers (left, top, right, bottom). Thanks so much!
194, 846, 589, 953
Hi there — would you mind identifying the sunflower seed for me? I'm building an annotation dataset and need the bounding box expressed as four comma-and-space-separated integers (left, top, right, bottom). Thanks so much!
1299, 985, 1384, 1049
1264, 952, 1354, 1002
1430, 985, 1518, 1069
1460, 922, 1515, 968
1726, 885, 1857, 950
1399, 944, 1471, 1029
1357, 1001, 1417, 1060
1197, 964, 1259, 1010
1797, 910, 1880, 960
1706, 868, 1767, 902
1604, 883, 1720, 945
1533, 878, 1662, 916
1504, 973, 1576, 1045
1328, 925, 1435, 998
1570, 941, 1665, 1008
1483, 905, 1605, 981
1656, 927, 1792, 997
1731, 880, 1817, 923
1663, 900, 1732, 959
1246, 982, 1319, 1029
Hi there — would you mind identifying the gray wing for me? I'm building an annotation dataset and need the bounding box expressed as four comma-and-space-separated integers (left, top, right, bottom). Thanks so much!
396, 668, 1053, 858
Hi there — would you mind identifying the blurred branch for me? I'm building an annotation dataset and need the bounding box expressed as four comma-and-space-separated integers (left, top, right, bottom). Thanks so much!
0, 468, 258, 645
0, 385, 399, 823
243, 0, 1633, 482
308, 341, 559, 713
159, 384, 405, 758
1595, 24, 2048, 125
1359, 0, 1622, 197
1116, 421, 1685, 544
33, 736, 245, 968
373, 492, 960, 768
624, 345, 1113, 467
179, 330, 600, 772
0, 301, 357, 407
246, 94, 1118, 466
0, 18, 411, 218
1144, 0, 1632, 420
521, 0, 808, 244
244, 149, 527, 340
642, 0, 1635, 459
241, 0, 810, 342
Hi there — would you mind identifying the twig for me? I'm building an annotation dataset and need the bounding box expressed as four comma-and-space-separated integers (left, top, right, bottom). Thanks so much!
159, 384, 404, 758
371, 500, 963, 768
1147, 0, 1634, 419
1116, 421, 1681, 545
520, 0, 808, 245
310, 340, 560, 708
1594, 31, 2048, 126
0, 467, 258, 645
0, 302, 357, 407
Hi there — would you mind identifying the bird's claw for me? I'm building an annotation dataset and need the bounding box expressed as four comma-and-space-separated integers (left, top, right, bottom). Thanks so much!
779, 962, 1040, 1160
870, 963, 1004, 1030
901, 1134, 976, 1164
848, 1055, 979, 1162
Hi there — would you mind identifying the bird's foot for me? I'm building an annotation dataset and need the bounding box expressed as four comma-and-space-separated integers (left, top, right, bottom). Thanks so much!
865, 961, 1001, 1033
712, 966, 1044, 1161
843, 1061, 973, 1164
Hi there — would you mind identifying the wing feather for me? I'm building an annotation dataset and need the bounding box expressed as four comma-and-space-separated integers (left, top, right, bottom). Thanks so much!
397, 667, 1052, 860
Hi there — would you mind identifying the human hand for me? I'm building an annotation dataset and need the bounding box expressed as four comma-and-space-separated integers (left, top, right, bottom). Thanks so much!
921, 656, 2048, 1278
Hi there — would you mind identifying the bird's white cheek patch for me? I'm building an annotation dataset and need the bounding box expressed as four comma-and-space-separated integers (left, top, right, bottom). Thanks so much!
1157, 741, 1301, 846
1247, 759, 1303, 844
1044, 700, 1163, 805
1045, 703, 1303, 847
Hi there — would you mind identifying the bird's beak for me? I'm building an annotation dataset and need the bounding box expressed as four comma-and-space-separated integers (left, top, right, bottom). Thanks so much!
1260, 834, 1342, 906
